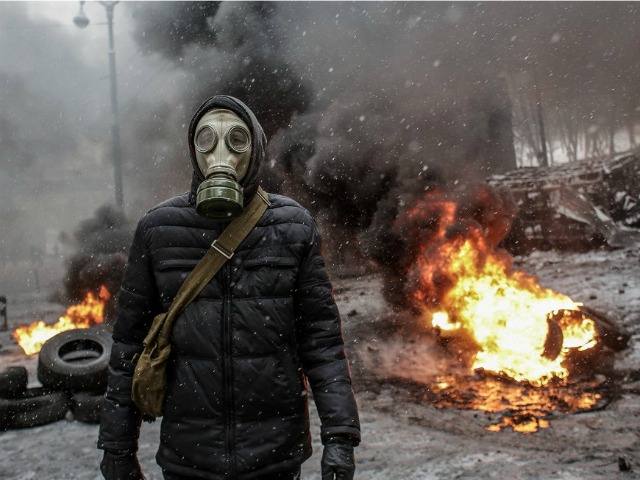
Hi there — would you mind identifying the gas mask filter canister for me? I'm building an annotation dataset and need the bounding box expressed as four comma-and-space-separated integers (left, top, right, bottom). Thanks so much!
194, 109, 252, 220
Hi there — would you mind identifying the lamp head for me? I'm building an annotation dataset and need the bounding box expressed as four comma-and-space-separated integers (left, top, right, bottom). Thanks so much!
73, 2, 89, 29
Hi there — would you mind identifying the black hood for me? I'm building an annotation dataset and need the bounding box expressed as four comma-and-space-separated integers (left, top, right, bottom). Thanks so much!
187, 95, 267, 205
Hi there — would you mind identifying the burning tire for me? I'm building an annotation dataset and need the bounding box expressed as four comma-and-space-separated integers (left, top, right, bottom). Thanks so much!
0, 387, 70, 430
0, 366, 28, 398
71, 391, 104, 424
37, 327, 113, 392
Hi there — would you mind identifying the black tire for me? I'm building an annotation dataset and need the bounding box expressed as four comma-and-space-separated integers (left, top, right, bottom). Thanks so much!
0, 387, 70, 430
71, 391, 104, 424
0, 366, 28, 398
580, 306, 631, 351
37, 328, 113, 392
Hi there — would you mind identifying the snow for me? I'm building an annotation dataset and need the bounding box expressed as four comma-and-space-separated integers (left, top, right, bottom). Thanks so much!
1, 247, 640, 479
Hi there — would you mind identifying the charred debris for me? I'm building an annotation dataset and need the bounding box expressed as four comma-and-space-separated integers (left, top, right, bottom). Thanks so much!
489, 152, 640, 253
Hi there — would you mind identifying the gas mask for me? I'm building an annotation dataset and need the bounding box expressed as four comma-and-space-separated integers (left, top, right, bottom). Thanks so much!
194, 109, 252, 220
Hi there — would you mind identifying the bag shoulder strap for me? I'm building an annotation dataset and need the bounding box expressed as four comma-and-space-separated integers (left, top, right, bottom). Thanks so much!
154, 187, 270, 344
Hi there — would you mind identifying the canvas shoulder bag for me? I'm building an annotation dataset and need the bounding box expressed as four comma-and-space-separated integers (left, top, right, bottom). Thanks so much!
131, 187, 270, 417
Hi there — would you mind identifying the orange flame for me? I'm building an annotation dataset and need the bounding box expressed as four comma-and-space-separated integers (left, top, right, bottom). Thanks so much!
409, 199, 599, 386
13, 286, 111, 355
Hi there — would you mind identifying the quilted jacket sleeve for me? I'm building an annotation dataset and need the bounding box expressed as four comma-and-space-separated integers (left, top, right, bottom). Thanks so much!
98, 217, 160, 453
295, 219, 361, 446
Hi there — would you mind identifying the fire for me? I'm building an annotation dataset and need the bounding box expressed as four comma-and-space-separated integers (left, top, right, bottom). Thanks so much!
407, 195, 599, 386
13, 286, 111, 355
424, 373, 602, 434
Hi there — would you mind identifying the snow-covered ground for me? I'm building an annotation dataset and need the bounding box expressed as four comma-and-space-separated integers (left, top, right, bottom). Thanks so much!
1, 247, 639, 479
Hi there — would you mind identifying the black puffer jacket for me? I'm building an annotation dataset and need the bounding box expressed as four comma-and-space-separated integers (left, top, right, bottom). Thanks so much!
98, 96, 360, 479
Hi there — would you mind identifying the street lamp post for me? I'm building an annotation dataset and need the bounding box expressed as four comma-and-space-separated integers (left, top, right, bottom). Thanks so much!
74, 1, 124, 212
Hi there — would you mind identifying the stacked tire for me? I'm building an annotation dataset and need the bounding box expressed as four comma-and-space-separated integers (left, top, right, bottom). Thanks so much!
0, 370, 70, 430
0, 327, 112, 430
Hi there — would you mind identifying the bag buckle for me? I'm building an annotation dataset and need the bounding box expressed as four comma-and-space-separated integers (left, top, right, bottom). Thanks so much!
257, 188, 271, 206
211, 239, 233, 259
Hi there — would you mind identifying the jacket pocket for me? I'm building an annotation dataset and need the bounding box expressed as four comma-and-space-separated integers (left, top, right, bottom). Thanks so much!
243, 256, 297, 268
156, 259, 200, 271
239, 257, 298, 297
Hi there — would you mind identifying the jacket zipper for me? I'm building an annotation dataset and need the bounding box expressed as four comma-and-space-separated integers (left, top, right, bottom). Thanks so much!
222, 262, 236, 479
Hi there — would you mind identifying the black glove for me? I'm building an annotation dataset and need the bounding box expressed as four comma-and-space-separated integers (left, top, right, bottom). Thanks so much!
100, 451, 145, 480
321, 440, 356, 480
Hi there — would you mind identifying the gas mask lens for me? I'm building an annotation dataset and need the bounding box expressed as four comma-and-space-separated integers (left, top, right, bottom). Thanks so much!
226, 126, 251, 153
195, 125, 218, 153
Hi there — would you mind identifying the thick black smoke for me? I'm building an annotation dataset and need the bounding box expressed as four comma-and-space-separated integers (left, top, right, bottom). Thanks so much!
121, 2, 640, 268
123, 2, 517, 261
62, 205, 134, 321
131, 2, 221, 59
122, 2, 314, 210
128, 3, 314, 132
1, 1, 636, 320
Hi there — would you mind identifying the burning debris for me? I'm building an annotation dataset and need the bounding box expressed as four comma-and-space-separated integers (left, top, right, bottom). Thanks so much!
488, 153, 640, 252
379, 369, 610, 434
363, 181, 629, 433
13, 286, 110, 355
404, 188, 601, 383
10, 204, 132, 355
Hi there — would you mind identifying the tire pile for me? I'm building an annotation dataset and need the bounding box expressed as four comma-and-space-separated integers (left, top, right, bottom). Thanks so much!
0, 327, 113, 430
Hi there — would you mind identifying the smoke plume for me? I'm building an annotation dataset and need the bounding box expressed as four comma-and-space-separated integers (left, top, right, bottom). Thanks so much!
62, 205, 134, 321
114, 2, 640, 288
122, 2, 520, 265
4, 1, 640, 298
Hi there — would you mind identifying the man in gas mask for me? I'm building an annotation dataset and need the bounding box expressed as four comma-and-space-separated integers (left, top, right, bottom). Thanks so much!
98, 95, 360, 480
